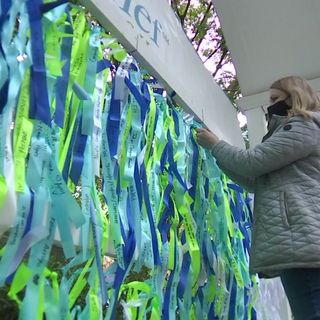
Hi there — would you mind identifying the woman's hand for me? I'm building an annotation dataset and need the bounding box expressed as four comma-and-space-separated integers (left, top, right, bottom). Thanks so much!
196, 128, 220, 150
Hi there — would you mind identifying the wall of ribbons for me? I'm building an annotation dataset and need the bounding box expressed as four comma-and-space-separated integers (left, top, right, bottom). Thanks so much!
0, 1, 258, 319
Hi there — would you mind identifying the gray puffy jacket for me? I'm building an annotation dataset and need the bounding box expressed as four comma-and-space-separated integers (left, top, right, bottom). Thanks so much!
212, 112, 320, 277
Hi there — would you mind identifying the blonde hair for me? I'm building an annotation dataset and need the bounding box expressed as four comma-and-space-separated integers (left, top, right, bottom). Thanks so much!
270, 76, 320, 118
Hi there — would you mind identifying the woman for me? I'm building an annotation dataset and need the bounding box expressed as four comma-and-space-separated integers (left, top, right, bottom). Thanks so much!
197, 76, 320, 320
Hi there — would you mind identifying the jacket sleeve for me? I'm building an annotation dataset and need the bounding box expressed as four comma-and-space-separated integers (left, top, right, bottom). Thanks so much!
211, 117, 319, 178
215, 161, 255, 193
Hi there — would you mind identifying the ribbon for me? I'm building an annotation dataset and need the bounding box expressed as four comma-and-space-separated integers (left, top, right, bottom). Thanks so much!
0, 4, 259, 319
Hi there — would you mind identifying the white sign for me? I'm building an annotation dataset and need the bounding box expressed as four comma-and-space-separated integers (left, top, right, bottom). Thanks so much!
81, 0, 244, 148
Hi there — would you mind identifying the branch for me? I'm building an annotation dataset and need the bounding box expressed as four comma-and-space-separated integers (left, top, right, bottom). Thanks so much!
195, 35, 205, 52
195, 22, 214, 51
212, 50, 228, 78
202, 43, 222, 63
180, 0, 192, 25
191, 1, 213, 43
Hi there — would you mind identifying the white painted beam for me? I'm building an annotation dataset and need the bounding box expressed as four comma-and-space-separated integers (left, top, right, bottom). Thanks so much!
245, 108, 267, 148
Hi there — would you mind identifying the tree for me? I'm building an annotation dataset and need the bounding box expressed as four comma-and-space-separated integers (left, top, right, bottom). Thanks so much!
169, 0, 241, 103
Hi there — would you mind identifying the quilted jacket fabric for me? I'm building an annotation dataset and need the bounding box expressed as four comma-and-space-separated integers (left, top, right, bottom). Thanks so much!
212, 112, 320, 277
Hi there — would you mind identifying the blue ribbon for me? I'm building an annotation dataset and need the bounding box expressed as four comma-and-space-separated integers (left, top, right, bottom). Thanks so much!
96, 58, 112, 74
228, 275, 238, 320
124, 76, 149, 124
0, 1, 11, 22
172, 109, 180, 136
140, 162, 161, 266
69, 110, 88, 185
27, 0, 51, 126
167, 131, 188, 191
107, 214, 136, 319
177, 252, 191, 299
133, 160, 143, 210
209, 302, 219, 320
157, 171, 173, 244
22, 188, 35, 237
62, 106, 81, 182
123, 197, 136, 266
0, 80, 9, 113
160, 143, 168, 173
106, 84, 121, 157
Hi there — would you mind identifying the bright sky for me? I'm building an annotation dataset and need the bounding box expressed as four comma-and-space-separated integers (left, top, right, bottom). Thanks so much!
237, 112, 247, 127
